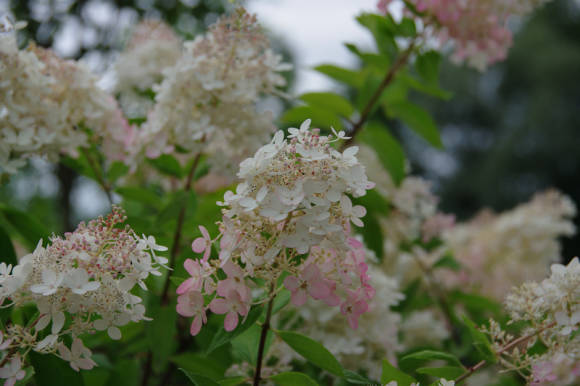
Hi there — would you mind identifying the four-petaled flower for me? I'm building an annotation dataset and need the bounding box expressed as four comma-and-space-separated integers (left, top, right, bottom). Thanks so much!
284, 264, 332, 306
176, 290, 207, 336
58, 339, 97, 371
209, 289, 250, 331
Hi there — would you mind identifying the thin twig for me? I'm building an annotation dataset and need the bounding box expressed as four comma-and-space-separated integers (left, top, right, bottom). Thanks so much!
161, 152, 202, 306
141, 153, 202, 386
253, 284, 276, 386
341, 41, 416, 150
455, 321, 557, 384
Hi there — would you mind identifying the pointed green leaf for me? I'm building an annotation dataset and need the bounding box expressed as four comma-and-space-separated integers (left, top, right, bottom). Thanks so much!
389, 101, 443, 148
276, 330, 343, 376
270, 372, 318, 386
0, 206, 50, 249
401, 350, 463, 368
359, 122, 406, 185
314, 64, 363, 87
416, 366, 465, 379
0, 225, 17, 266
381, 359, 416, 385
206, 306, 263, 354
299, 92, 354, 118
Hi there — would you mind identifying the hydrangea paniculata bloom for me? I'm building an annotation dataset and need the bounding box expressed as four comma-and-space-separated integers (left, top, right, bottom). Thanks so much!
443, 190, 576, 300
0, 206, 167, 376
176, 120, 375, 335
114, 19, 182, 118
134, 8, 291, 175
0, 18, 132, 174
476, 257, 580, 385
379, 0, 553, 70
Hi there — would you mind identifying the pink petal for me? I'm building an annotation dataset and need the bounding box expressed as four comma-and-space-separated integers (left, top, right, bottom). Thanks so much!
176, 278, 194, 295
183, 259, 199, 276
192, 238, 207, 253
217, 279, 235, 298
283, 276, 300, 291
224, 312, 239, 331
199, 225, 210, 240
176, 300, 194, 317
291, 289, 308, 306
209, 298, 229, 314
309, 280, 330, 300
347, 314, 359, 329
190, 316, 203, 336
202, 247, 211, 262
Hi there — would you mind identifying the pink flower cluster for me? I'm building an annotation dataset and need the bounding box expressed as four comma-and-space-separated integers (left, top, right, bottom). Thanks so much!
379, 0, 551, 70
176, 122, 375, 335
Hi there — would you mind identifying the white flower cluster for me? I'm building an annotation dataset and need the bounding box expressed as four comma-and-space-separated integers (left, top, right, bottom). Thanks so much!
0, 207, 167, 376
295, 264, 404, 380
135, 8, 290, 175
400, 309, 450, 349
221, 120, 374, 264
443, 190, 576, 300
177, 120, 376, 336
114, 19, 182, 118
497, 258, 580, 384
0, 18, 131, 174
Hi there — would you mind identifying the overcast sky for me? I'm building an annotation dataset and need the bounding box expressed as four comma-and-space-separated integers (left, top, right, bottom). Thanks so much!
248, 0, 379, 94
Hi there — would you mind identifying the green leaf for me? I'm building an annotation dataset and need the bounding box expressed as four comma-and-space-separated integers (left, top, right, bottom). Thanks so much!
29, 351, 85, 386
206, 306, 263, 354
463, 316, 496, 363
416, 366, 465, 379
415, 51, 441, 85
180, 369, 220, 386
0, 206, 50, 249
106, 162, 129, 184
449, 291, 503, 317
314, 64, 363, 87
299, 92, 354, 118
398, 17, 417, 37
381, 359, 416, 385
270, 372, 318, 386
356, 210, 383, 261
356, 13, 398, 56
148, 154, 183, 178
401, 350, 463, 368
389, 101, 443, 148
217, 377, 247, 386
171, 353, 226, 380
282, 105, 344, 131
115, 187, 161, 209
400, 73, 452, 100
433, 254, 461, 271
0, 225, 17, 266
157, 191, 196, 226
146, 302, 178, 372
343, 370, 375, 384
231, 324, 272, 365
276, 330, 343, 376
272, 289, 291, 314
359, 122, 406, 184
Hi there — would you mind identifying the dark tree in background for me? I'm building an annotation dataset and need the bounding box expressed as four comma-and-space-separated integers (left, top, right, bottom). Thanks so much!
402, 0, 580, 261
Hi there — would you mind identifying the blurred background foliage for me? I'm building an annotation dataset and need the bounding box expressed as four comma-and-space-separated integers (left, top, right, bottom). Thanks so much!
1, 0, 579, 260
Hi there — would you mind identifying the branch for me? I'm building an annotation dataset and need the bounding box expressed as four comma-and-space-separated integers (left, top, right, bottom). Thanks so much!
455, 321, 557, 384
160, 152, 202, 306
253, 285, 276, 386
341, 41, 416, 150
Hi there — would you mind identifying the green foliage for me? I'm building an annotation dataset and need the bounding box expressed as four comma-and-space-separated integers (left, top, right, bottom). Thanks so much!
416, 366, 465, 379
180, 369, 220, 386
282, 105, 345, 131
314, 64, 363, 87
388, 101, 443, 148
148, 155, 184, 178
359, 122, 406, 184
146, 302, 178, 372
463, 316, 497, 363
0, 224, 17, 266
381, 359, 417, 385
206, 306, 263, 355
270, 371, 318, 386
401, 350, 463, 368
0, 205, 50, 249
171, 353, 227, 381
299, 92, 354, 118
29, 351, 85, 386
276, 330, 344, 377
